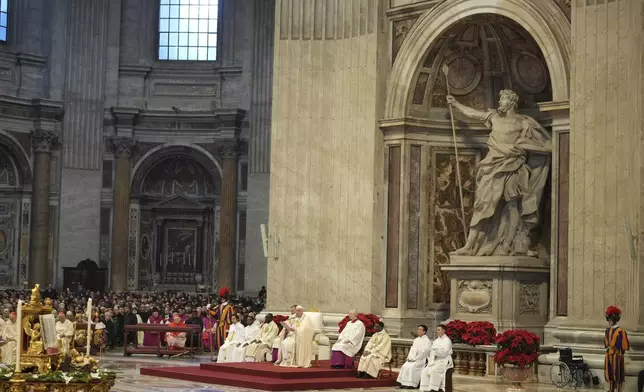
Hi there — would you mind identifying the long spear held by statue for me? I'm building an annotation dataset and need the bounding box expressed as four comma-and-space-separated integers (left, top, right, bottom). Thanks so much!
442, 63, 468, 239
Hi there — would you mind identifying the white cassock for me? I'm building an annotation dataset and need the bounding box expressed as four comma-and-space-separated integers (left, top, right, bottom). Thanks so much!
246, 321, 279, 362
276, 314, 315, 368
420, 335, 454, 392
1, 321, 17, 365
217, 322, 246, 363
56, 320, 75, 355
357, 330, 392, 378
234, 321, 261, 362
332, 319, 366, 358
396, 335, 432, 388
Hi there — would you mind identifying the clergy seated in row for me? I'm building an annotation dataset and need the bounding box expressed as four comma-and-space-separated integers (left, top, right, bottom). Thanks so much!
356, 321, 392, 379
275, 305, 315, 368
420, 325, 454, 392
166, 313, 187, 350
143, 308, 165, 347
0, 312, 17, 364
245, 313, 279, 362
331, 309, 366, 369
397, 325, 432, 389
236, 314, 261, 359
217, 314, 246, 362
185, 310, 204, 348
56, 312, 75, 355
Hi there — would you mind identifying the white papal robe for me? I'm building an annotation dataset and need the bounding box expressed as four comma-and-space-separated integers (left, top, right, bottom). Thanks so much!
56, 319, 75, 355
275, 314, 315, 368
0, 321, 17, 365
332, 319, 366, 357
217, 322, 246, 363
246, 321, 279, 362
357, 330, 392, 378
234, 321, 261, 362
420, 335, 454, 392
396, 335, 432, 387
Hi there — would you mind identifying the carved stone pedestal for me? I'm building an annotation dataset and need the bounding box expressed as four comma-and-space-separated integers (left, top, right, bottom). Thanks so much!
442, 256, 549, 339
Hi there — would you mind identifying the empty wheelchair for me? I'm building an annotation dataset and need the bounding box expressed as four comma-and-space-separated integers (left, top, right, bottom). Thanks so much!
549, 348, 597, 388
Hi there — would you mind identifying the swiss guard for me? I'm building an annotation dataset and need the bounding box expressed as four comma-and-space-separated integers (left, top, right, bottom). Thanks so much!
604, 305, 629, 392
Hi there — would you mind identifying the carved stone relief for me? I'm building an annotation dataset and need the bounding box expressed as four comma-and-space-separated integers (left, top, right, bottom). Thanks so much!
138, 210, 153, 290
457, 280, 492, 314
519, 282, 541, 315
127, 204, 140, 290
0, 200, 15, 285
429, 151, 479, 304
19, 199, 30, 285
392, 17, 418, 62
142, 156, 217, 197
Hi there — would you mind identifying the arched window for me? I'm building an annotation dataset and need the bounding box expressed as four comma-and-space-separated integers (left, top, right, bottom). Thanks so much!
0, 0, 8, 42
158, 0, 219, 61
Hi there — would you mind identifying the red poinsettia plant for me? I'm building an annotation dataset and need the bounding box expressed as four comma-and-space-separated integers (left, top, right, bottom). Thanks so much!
272, 315, 289, 331
462, 321, 497, 346
444, 320, 468, 343
338, 313, 381, 336
493, 329, 540, 368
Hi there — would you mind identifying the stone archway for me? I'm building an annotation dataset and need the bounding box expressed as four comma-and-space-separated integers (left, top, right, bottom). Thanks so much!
130, 147, 222, 291
0, 138, 32, 286
384, 0, 570, 119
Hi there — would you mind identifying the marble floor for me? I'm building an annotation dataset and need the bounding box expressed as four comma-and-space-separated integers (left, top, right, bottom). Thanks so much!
98, 353, 587, 392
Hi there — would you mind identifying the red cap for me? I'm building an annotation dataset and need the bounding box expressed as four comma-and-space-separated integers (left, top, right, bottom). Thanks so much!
605, 305, 622, 317
218, 287, 231, 297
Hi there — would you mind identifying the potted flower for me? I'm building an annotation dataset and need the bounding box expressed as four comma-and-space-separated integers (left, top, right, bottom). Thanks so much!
444, 320, 468, 343
493, 329, 540, 389
462, 321, 496, 346
338, 313, 381, 336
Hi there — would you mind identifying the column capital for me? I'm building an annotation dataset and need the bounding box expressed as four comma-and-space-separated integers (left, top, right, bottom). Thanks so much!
220, 140, 239, 160
30, 130, 60, 153
111, 137, 136, 159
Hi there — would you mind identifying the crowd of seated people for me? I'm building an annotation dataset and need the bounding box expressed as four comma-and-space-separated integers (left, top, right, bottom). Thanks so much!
0, 285, 266, 354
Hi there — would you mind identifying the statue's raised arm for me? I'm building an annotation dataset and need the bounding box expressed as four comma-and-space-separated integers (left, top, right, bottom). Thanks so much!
446, 95, 490, 122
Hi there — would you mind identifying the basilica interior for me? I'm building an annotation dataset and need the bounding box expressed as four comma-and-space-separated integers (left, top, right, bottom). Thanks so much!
0, 0, 642, 390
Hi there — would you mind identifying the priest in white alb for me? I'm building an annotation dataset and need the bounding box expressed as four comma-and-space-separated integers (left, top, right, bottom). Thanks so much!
233, 314, 261, 362
55, 312, 75, 355
216, 314, 246, 363
246, 313, 279, 362
397, 325, 432, 389
356, 321, 392, 379
331, 309, 366, 368
420, 324, 454, 392
0, 312, 17, 364
275, 306, 315, 368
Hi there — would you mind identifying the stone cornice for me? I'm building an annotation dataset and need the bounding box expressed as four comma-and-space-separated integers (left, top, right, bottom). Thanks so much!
118, 64, 152, 77
0, 95, 64, 122
16, 52, 48, 68
110, 107, 141, 127
386, 0, 440, 19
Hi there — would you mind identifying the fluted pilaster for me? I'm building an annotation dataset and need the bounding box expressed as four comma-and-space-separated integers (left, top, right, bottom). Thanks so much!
219, 141, 239, 290
29, 129, 59, 286
110, 137, 135, 291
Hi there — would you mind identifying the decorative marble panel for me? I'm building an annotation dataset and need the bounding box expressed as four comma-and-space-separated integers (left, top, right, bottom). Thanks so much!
127, 204, 140, 290
99, 207, 111, 268
138, 210, 153, 290
407, 146, 421, 309
556, 132, 570, 316
386, 146, 401, 308
212, 206, 221, 289
519, 282, 541, 315
457, 280, 492, 314
429, 150, 479, 304
0, 200, 16, 285
392, 17, 419, 62
19, 198, 30, 285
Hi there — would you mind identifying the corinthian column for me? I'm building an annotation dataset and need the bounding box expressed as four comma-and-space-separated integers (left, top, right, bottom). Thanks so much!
219, 141, 239, 290
29, 130, 59, 286
110, 138, 135, 291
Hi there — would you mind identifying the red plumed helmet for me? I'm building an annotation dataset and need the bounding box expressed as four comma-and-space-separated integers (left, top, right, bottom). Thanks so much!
605, 305, 622, 317
218, 286, 232, 298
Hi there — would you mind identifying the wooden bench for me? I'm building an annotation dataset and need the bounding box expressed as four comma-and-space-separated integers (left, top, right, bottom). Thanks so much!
123, 324, 202, 357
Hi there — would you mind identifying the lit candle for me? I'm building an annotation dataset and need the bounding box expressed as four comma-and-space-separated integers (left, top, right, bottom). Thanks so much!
15, 300, 22, 372
86, 298, 92, 356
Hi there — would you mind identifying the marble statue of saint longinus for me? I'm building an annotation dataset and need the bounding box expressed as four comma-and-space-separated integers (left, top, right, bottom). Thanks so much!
446, 90, 551, 257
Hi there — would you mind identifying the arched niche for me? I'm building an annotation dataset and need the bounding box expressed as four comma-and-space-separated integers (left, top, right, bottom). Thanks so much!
0, 131, 32, 187
384, 0, 570, 119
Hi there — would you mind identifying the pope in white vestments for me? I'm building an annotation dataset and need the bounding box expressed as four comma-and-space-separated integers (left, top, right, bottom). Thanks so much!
246, 313, 279, 362
356, 322, 392, 379
0, 313, 17, 364
397, 325, 432, 389
275, 306, 315, 368
331, 310, 366, 368
234, 315, 261, 362
217, 315, 246, 363
55, 312, 75, 355
420, 326, 454, 392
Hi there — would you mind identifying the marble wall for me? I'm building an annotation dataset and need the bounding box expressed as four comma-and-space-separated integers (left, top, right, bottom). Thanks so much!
267, 0, 388, 313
